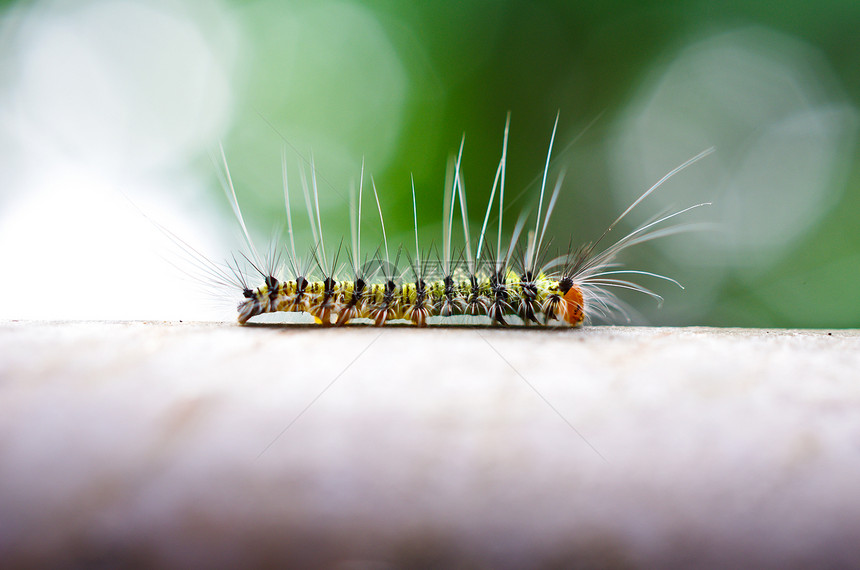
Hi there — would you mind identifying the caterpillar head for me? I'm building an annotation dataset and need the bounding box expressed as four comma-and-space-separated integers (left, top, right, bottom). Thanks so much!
551, 276, 584, 326
562, 284, 584, 326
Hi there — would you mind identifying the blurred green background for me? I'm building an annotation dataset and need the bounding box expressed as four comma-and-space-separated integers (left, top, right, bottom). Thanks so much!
0, 0, 857, 326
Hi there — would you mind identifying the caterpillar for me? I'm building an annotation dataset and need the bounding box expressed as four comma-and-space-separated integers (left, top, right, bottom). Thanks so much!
185, 115, 712, 327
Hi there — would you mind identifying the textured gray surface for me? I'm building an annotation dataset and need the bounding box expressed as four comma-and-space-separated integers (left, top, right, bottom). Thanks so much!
1, 321, 859, 568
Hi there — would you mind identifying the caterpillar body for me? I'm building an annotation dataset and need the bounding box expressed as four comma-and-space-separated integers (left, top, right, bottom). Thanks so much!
198, 115, 712, 327
237, 267, 585, 327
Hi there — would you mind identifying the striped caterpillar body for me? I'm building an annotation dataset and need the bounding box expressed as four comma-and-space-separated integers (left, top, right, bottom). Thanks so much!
237, 269, 584, 327
207, 115, 712, 327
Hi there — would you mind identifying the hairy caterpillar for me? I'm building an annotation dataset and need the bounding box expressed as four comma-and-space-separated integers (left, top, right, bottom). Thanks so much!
185, 115, 712, 327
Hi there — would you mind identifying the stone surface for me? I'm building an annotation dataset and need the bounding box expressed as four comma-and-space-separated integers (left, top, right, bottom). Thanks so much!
1, 321, 859, 567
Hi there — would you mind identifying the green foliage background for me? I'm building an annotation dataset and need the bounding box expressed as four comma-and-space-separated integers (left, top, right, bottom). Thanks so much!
224, 0, 860, 327
2, 0, 858, 325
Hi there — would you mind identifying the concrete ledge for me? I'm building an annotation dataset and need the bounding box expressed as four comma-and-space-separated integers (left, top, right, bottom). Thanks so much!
1, 321, 859, 567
